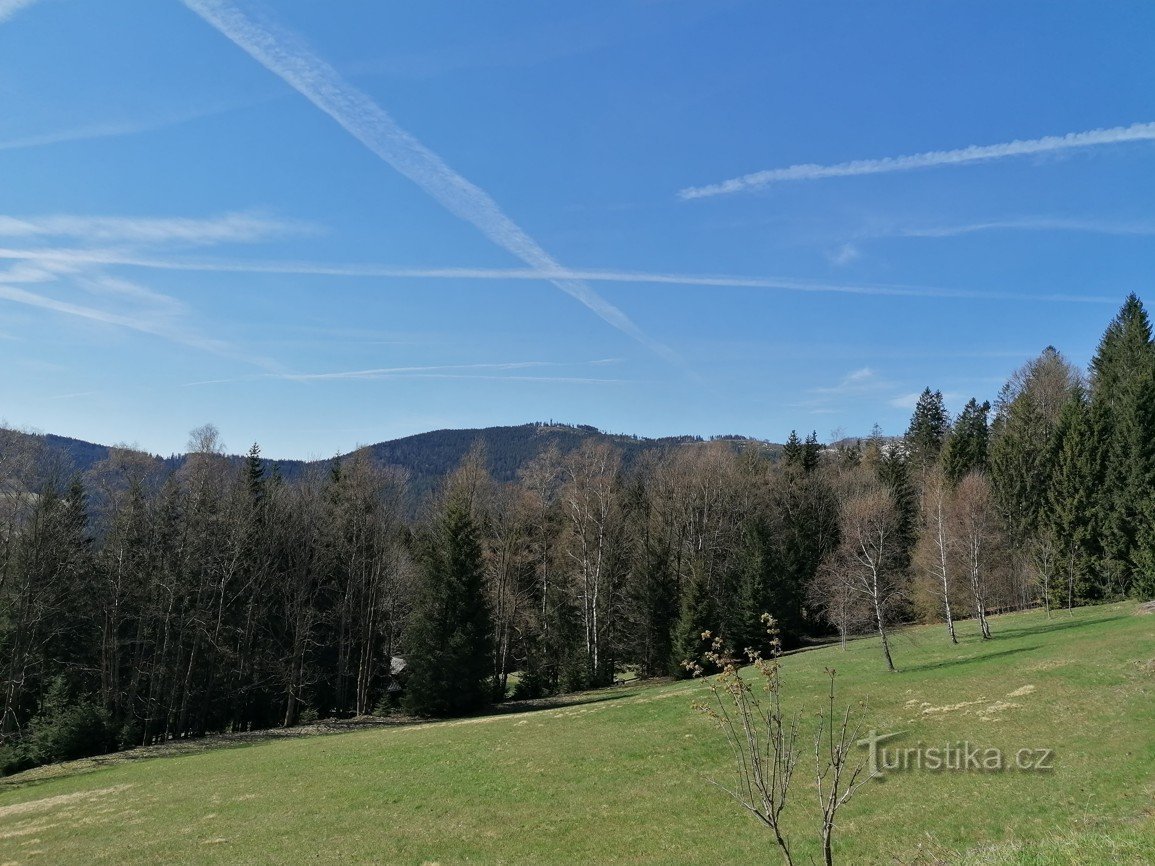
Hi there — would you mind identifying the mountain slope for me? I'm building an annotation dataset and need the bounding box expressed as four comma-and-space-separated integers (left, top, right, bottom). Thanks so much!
1, 423, 780, 503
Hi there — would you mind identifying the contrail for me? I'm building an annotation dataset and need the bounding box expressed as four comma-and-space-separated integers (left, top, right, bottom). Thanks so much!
180, 0, 679, 365
679, 121, 1155, 199
893, 217, 1155, 238
0, 282, 278, 368
0, 211, 312, 244
0, 247, 1117, 305
184, 359, 628, 387
0, 0, 38, 24
0, 100, 277, 154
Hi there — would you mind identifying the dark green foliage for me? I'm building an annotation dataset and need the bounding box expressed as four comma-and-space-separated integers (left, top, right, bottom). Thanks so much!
990, 391, 1058, 548
403, 496, 494, 717
876, 449, 917, 573
942, 398, 991, 484
27, 677, 116, 764
782, 430, 821, 474
782, 431, 803, 468
627, 535, 679, 678
1046, 391, 1108, 601
802, 431, 821, 473
905, 388, 951, 469
1088, 294, 1155, 590
672, 570, 717, 678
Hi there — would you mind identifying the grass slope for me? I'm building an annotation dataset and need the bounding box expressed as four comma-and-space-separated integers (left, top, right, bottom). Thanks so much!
1, 603, 1152, 864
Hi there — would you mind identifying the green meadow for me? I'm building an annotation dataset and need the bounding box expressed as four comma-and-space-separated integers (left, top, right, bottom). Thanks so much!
2, 602, 1152, 865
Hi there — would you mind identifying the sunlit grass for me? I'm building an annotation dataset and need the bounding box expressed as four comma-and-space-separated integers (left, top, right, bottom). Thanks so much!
1, 602, 1152, 864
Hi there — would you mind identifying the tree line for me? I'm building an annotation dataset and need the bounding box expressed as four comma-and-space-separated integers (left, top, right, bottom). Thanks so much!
1, 294, 1153, 773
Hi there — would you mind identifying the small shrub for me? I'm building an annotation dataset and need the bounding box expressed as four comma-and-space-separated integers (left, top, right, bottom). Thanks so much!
24, 676, 116, 765
511, 667, 550, 701
297, 706, 319, 725
0, 741, 36, 776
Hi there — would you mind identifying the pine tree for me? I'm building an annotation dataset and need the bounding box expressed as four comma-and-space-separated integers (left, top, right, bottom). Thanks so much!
1089, 294, 1155, 590
1046, 391, 1107, 601
876, 449, 917, 574
782, 431, 803, 469
403, 494, 493, 717
672, 568, 716, 677
905, 388, 951, 470
802, 431, 822, 473
941, 398, 991, 484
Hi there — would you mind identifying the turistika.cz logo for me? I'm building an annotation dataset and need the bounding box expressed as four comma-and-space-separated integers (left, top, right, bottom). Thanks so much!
856, 730, 1055, 779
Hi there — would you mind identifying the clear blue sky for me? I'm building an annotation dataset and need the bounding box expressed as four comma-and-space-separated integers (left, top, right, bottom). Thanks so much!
2, 0, 1153, 459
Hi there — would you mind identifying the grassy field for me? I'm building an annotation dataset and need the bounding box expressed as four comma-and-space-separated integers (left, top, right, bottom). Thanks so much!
1, 602, 1153, 864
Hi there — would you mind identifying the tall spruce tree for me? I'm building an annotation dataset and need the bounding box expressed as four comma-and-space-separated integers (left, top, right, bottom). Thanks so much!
942, 398, 991, 484
989, 348, 1080, 549
905, 388, 951, 470
1045, 390, 1107, 601
802, 431, 822, 473
1088, 294, 1155, 591
782, 430, 804, 468
876, 449, 917, 574
403, 493, 493, 717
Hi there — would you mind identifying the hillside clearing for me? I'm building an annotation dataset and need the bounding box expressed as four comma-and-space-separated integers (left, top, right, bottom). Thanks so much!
1, 602, 1152, 864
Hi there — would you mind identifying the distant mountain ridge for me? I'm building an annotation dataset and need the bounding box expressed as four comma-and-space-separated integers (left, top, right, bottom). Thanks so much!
3, 423, 786, 503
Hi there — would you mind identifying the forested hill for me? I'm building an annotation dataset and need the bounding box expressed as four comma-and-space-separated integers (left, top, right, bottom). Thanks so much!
349, 424, 777, 500
4, 423, 780, 503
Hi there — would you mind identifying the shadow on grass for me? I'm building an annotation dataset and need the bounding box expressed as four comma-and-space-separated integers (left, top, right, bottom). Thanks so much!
899, 644, 1042, 674
0, 689, 641, 796
990, 613, 1128, 639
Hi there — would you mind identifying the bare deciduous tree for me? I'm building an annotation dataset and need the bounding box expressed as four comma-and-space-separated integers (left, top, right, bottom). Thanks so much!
952, 472, 1000, 639
821, 485, 905, 671
689, 617, 866, 866
914, 470, 958, 643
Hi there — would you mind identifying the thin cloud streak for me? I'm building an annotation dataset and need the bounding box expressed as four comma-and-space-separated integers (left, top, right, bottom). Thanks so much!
0, 89, 285, 154
0, 282, 281, 370
180, 0, 679, 365
0, 247, 1117, 305
0, 212, 316, 245
679, 121, 1155, 199
0, 0, 38, 24
893, 217, 1155, 238
185, 359, 623, 387
0, 103, 257, 154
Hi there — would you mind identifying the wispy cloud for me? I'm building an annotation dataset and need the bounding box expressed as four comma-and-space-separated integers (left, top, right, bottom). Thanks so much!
0, 247, 1117, 305
180, 0, 679, 365
890, 216, 1155, 238
0, 0, 39, 24
827, 243, 860, 266
795, 367, 897, 415
0, 211, 315, 245
0, 281, 281, 370
0, 210, 309, 370
0, 102, 264, 154
812, 367, 888, 396
184, 359, 627, 387
888, 390, 967, 411
679, 121, 1155, 199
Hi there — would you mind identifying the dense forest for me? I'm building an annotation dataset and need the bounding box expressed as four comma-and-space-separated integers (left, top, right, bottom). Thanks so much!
2, 294, 1154, 774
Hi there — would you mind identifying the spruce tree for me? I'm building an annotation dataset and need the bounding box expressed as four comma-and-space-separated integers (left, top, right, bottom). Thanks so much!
782, 430, 803, 469
904, 388, 951, 470
876, 449, 917, 574
1088, 294, 1155, 589
802, 431, 822, 473
1046, 390, 1106, 601
403, 494, 493, 717
942, 398, 991, 484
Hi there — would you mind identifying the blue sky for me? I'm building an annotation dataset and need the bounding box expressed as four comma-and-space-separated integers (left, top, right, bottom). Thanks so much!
2, 0, 1153, 459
